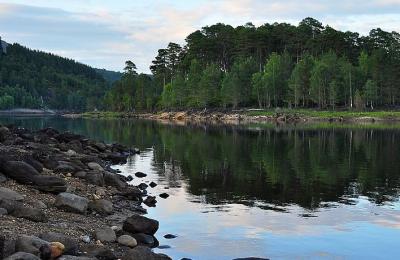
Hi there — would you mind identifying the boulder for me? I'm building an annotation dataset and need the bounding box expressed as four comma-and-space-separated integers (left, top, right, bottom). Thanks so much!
89, 199, 113, 215
4, 252, 40, 260
121, 246, 171, 260
84, 172, 104, 186
0, 187, 24, 201
159, 193, 169, 199
55, 193, 89, 214
103, 153, 127, 164
0, 161, 39, 184
0, 199, 47, 222
0, 126, 10, 142
73, 171, 87, 178
131, 233, 155, 246
87, 162, 104, 171
32, 175, 67, 193
23, 158, 43, 173
0, 235, 16, 259
138, 183, 148, 190
15, 235, 49, 255
123, 215, 159, 235
117, 235, 137, 248
39, 232, 78, 256
0, 208, 7, 215
149, 182, 157, 188
95, 227, 116, 242
103, 171, 127, 190
94, 142, 107, 152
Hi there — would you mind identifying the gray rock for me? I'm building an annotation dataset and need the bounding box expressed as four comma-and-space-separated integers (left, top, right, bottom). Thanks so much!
0, 235, 16, 259
0, 207, 7, 215
85, 172, 104, 186
117, 235, 137, 248
23, 158, 43, 173
0, 161, 39, 184
55, 193, 89, 214
0, 126, 10, 142
103, 171, 127, 190
29, 200, 47, 210
95, 227, 116, 242
0, 187, 24, 201
79, 244, 117, 259
88, 162, 103, 171
39, 232, 79, 255
66, 150, 77, 156
15, 235, 49, 255
121, 246, 171, 260
0, 199, 47, 222
4, 252, 40, 260
32, 175, 67, 193
81, 235, 91, 243
89, 199, 113, 215
131, 233, 155, 246
73, 171, 87, 178
58, 256, 97, 260
135, 172, 147, 178
0, 173, 7, 183
123, 215, 159, 235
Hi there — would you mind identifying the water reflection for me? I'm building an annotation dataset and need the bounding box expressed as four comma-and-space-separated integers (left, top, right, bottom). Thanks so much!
2, 117, 400, 259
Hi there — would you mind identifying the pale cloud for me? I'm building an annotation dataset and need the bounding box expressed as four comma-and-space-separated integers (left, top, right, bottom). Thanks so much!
0, 0, 399, 73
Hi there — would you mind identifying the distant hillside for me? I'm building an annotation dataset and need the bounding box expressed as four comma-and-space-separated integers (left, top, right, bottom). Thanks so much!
0, 40, 108, 111
95, 68, 123, 84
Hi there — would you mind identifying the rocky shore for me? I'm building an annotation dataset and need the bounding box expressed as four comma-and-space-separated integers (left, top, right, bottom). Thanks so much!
0, 125, 171, 259
64, 110, 400, 125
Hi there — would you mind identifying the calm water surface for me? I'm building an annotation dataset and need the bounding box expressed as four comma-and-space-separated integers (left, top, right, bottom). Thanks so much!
1, 117, 400, 260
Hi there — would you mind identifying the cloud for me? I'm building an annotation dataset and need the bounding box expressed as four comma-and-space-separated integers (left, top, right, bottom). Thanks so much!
0, 1, 399, 73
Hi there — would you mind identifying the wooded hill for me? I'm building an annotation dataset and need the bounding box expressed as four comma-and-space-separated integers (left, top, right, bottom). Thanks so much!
0, 41, 111, 111
106, 17, 400, 111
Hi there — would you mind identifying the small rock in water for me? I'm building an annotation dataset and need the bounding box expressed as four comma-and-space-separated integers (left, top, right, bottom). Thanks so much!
135, 172, 147, 178
159, 193, 169, 199
163, 234, 177, 239
158, 245, 171, 249
149, 181, 157, 188
81, 235, 91, 243
138, 183, 148, 190
143, 196, 157, 207
126, 175, 134, 182
117, 235, 137, 248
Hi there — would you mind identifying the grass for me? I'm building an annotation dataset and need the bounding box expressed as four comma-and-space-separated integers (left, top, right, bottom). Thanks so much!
245, 109, 400, 119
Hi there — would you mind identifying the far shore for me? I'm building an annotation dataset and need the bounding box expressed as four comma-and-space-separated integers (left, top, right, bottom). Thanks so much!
62, 109, 400, 125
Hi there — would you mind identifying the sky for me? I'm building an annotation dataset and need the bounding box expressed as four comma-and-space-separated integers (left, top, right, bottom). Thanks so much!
0, 0, 399, 73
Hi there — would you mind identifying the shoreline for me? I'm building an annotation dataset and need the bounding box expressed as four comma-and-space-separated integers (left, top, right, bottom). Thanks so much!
63, 110, 400, 125
0, 125, 171, 259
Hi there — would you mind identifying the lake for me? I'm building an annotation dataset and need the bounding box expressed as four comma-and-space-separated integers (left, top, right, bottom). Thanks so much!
1, 116, 400, 260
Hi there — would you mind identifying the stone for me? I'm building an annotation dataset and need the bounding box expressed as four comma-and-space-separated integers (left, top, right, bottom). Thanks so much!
79, 244, 117, 260
0, 187, 24, 201
23, 158, 44, 173
89, 199, 113, 215
143, 196, 157, 207
138, 183, 148, 190
159, 193, 169, 199
117, 235, 137, 248
0, 173, 7, 183
121, 246, 171, 260
4, 252, 40, 260
0, 161, 39, 184
103, 171, 127, 190
88, 162, 104, 171
0, 199, 47, 222
55, 164, 76, 173
103, 153, 128, 164
163, 234, 177, 239
59, 256, 97, 260
149, 181, 157, 188
32, 175, 68, 193
55, 193, 89, 214
95, 187, 106, 196
66, 150, 77, 156
73, 171, 87, 178
39, 232, 78, 256
81, 235, 91, 243
95, 227, 116, 242
123, 215, 159, 235
15, 235, 49, 255
131, 233, 155, 246
94, 142, 107, 152
0, 207, 7, 215
85, 172, 104, 186
29, 200, 47, 209
126, 175, 133, 182
135, 172, 147, 178
0, 126, 10, 142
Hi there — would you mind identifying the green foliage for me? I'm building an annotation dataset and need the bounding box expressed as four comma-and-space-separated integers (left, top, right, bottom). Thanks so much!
0, 43, 108, 111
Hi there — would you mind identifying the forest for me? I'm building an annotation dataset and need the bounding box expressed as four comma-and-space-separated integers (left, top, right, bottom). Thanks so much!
106, 17, 400, 111
0, 42, 110, 110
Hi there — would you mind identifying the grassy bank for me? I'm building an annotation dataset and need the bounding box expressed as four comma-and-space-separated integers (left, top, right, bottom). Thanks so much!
245, 109, 400, 119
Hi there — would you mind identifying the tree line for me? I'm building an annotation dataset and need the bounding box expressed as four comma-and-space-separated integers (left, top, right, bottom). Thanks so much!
0, 43, 109, 110
106, 17, 400, 111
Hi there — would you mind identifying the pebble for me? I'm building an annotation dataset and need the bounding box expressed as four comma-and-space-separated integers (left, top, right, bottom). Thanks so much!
117, 235, 137, 248
81, 235, 91, 243
159, 193, 169, 199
